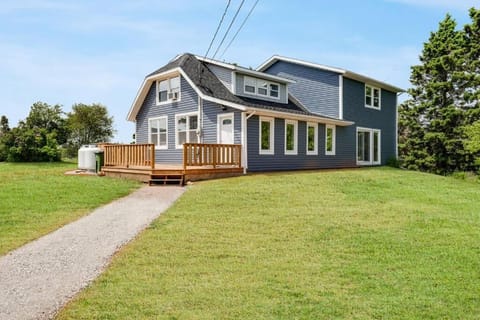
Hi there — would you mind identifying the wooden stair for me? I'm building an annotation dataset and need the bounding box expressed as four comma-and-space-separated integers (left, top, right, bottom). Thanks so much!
149, 173, 184, 186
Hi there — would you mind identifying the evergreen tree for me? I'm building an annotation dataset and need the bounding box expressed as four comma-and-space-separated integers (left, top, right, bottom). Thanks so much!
398, 13, 478, 174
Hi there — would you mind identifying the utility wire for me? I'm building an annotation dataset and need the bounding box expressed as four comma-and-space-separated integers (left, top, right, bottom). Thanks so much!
219, 0, 259, 59
204, 0, 231, 59
211, 0, 245, 59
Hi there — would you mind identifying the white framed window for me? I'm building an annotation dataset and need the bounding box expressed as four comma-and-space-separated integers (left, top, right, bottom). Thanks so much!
365, 84, 381, 110
244, 76, 280, 99
357, 127, 381, 165
259, 116, 274, 155
148, 116, 168, 149
306, 122, 318, 155
244, 77, 256, 93
175, 112, 198, 149
157, 76, 181, 104
284, 119, 298, 155
325, 124, 336, 155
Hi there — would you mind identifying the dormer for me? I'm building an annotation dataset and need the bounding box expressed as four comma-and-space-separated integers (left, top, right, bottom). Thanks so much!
195, 55, 294, 104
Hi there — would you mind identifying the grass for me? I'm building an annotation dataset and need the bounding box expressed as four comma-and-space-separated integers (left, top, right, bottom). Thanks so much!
0, 162, 140, 255
57, 167, 480, 319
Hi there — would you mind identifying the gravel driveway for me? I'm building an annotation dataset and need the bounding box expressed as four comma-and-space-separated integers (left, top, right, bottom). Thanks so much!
0, 186, 184, 320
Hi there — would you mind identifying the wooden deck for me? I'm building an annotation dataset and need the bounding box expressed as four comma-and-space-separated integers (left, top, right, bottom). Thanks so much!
100, 143, 243, 185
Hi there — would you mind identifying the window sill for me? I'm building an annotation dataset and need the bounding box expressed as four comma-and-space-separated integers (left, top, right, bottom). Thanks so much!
365, 105, 381, 110
156, 98, 181, 106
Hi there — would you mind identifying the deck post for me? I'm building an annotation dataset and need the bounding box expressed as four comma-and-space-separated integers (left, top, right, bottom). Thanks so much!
183, 144, 187, 172
212, 145, 217, 168
150, 144, 155, 169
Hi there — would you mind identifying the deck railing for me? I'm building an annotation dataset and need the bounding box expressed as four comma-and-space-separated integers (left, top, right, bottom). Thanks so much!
183, 143, 242, 169
102, 144, 155, 169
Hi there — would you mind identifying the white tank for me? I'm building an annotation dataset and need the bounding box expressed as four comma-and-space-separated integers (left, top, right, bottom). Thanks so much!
78, 145, 101, 171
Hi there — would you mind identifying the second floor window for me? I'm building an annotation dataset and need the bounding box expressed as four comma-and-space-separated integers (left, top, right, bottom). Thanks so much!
244, 76, 280, 99
157, 76, 181, 104
365, 85, 381, 109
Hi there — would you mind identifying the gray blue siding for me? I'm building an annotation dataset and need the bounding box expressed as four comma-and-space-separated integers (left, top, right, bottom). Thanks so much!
207, 64, 233, 91
246, 116, 355, 171
136, 77, 199, 163
235, 73, 288, 104
343, 77, 397, 164
202, 101, 242, 144
136, 76, 242, 164
264, 61, 340, 118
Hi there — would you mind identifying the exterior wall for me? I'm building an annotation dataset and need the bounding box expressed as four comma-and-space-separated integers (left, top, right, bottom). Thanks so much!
246, 115, 355, 172
263, 61, 340, 118
206, 64, 233, 91
235, 73, 288, 104
135, 76, 199, 163
135, 77, 242, 164
202, 101, 242, 144
343, 77, 397, 164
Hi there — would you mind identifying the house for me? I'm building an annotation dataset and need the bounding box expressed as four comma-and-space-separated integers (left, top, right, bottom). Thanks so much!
104, 53, 403, 182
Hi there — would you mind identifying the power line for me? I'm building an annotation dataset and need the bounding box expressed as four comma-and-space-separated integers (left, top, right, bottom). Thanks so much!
211, 0, 245, 59
204, 0, 231, 59
219, 0, 259, 59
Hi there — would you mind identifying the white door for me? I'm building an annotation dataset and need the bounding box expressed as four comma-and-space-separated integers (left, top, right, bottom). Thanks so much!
218, 114, 234, 144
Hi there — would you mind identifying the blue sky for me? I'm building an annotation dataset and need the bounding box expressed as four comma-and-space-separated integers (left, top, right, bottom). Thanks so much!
0, 0, 478, 143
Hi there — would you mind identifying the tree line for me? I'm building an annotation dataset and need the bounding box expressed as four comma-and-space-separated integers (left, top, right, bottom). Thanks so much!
0, 102, 114, 162
399, 8, 480, 175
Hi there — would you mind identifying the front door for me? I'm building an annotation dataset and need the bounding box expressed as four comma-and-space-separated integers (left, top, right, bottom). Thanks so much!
218, 114, 234, 144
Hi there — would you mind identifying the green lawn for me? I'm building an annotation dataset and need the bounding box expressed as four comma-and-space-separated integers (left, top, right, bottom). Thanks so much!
58, 168, 480, 319
0, 162, 140, 255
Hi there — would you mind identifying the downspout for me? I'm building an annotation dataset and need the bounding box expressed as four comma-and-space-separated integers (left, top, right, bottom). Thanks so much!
242, 111, 256, 174
198, 96, 203, 142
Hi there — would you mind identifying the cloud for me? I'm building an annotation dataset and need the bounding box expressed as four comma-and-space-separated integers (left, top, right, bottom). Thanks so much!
386, 0, 478, 11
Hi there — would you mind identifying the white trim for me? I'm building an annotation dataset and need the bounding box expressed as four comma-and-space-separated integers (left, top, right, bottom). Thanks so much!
217, 113, 234, 144
175, 111, 199, 149
231, 71, 236, 93
259, 116, 274, 155
339, 75, 344, 119
257, 55, 405, 93
284, 119, 298, 155
356, 127, 381, 165
148, 116, 168, 150
258, 55, 345, 74
325, 124, 336, 156
395, 94, 399, 159
306, 122, 318, 155
365, 84, 381, 110
198, 96, 203, 143
241, 112, 247, 172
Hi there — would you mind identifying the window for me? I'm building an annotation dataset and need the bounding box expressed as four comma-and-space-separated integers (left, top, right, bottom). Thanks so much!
259, 117, 274, 154
148, 117, 168, 149
306, 123, 318, 155
175, 113, 198, 148
284, 120, 298, 155
244, 76, 280, 99
244, 77, 256, 93
270, 84, 279, 98
157, 76, 181, 104
357, 127, 381, 165
325, 125, 336, 155
365, 84, 381, 109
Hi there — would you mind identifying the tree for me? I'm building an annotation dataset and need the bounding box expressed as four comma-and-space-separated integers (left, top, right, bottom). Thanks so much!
0, 115, 9, 135
464, 121, 480, 154
66, 103, 114, 157
398, 11, 480, 174
24, 102, 69, 145
0, 115, 10, 161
